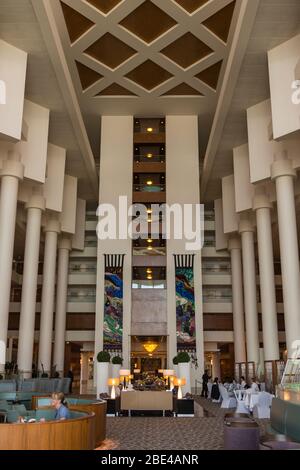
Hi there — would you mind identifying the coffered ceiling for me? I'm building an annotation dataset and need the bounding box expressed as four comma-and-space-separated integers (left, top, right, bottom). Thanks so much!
52, 0, 239, 115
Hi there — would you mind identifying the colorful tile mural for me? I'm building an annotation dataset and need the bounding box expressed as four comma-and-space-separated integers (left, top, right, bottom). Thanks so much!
175, 267, 196, 351
103, 268, 123, 351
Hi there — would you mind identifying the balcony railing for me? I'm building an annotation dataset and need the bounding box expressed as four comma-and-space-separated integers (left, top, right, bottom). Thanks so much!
133, 184, 165, 193
67, 291, 96, 302
202, 266, 231, 274
133, 246, 166, 256
132, 280, 166, 289
69, 265, 97, 274
134, 155, 165, 163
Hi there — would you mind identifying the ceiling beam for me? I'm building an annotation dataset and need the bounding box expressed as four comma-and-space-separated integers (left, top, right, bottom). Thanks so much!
200, 0, 260, 199
31, 0, 99, 199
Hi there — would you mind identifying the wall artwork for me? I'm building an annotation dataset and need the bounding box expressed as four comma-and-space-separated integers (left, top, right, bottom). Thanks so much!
103, 268, 123, 351
175, 267, 196, 351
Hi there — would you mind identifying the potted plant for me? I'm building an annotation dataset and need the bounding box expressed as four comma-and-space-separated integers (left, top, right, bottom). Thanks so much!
177, 352, 191, 395
111, 355, 123, 378
96, 350, 110, 396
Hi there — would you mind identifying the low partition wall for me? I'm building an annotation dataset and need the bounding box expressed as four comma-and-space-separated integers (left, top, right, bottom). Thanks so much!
121, 391, 173, 412
0, 412, 96, 450
32, 397, 107, 446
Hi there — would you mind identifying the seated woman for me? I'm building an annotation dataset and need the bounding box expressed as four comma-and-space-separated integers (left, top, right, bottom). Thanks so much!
51, 392, 71, 420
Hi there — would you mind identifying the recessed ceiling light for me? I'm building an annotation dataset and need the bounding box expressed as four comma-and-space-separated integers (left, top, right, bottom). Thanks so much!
147, 209, 152, 214
147, 218, 152, 223
147, 239, 153, 243
147, 268, 152, 274
147, 153, 153, 158
147, 127, 153, 133
147, 274, 153, 280
147, 180, 153, 186
147, 246, 153, 251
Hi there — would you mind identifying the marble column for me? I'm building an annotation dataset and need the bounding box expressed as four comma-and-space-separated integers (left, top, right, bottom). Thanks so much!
253, 193, 279, 362
271, 158, 300, 357
239, 217, 260, 366
38, 216, 60, 375
0, 151, 24, 372
53, 236, 72, 377
228, 236, 247, 364
17, 190, 45, 378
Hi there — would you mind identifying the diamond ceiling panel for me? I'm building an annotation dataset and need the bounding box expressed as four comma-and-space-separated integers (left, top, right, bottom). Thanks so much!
163, 83, 203, 96
119, 1, 177, 44
203, 1, 236, 43
126, 60, 173, 90
195, 60, 222, 90
84, 33, 136, 69
161, 32, 213, 69
59, 0, 238, 101
60, 2, 94, 43
174, 0, 210, 14
85, 0, 123, 14
96, 83, 136, 95
75, 61, 103, 90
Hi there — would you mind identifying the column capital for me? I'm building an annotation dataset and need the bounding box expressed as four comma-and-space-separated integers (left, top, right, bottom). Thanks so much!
58, 236, 72, 251
228, 236, 241, 251
0, 151, 24, 180
253, 193, 273, 211
238, 217, 255, 234
271, 159, 296, 180
26, 193, 46, 212
44, 216, 61, 234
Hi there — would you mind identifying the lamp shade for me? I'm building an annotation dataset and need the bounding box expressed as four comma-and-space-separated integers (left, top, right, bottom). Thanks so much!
174, 377, 186, 386
108, 378, 119, 386
163, 369, 174, 377
119, 369, 130, 376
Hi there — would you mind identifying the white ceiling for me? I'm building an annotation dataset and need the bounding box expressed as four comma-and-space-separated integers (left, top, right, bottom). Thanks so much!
2, 1, 300, 205
0, 0, 96, 200
204, 0, 300, 202
52, 0, 241, 160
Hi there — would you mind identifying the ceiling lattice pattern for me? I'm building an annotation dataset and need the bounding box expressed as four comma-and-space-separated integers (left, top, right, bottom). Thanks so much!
59, 0, 237, 98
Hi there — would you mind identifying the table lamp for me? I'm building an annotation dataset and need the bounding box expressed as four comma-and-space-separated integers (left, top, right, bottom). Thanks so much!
108, 378, 119, 399
119, 369, 130, 389
174, 377, 186, 399
163, 369, 174, 390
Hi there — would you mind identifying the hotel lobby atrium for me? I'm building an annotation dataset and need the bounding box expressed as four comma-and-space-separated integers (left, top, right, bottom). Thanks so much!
1, 0, 300, 453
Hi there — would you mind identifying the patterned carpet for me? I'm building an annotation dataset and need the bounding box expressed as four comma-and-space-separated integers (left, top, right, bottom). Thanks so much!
97, 398, 270, 450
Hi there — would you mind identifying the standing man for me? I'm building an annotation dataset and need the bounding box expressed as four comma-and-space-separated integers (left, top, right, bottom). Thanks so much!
201, 369, 211, 398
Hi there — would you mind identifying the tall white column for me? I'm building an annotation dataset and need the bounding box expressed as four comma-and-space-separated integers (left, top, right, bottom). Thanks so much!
253, 193, 279, 361
7, 338, 14, 363
53, 236, 72, 376
239, 217, 260, 366
80, 352, 89, 395
211, 351, 221, 380
271, 158, 300, 357
38, 217, 60, 375
228, 236, 246, 364
17, 190, 45, 378
0, 151, 24, 372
